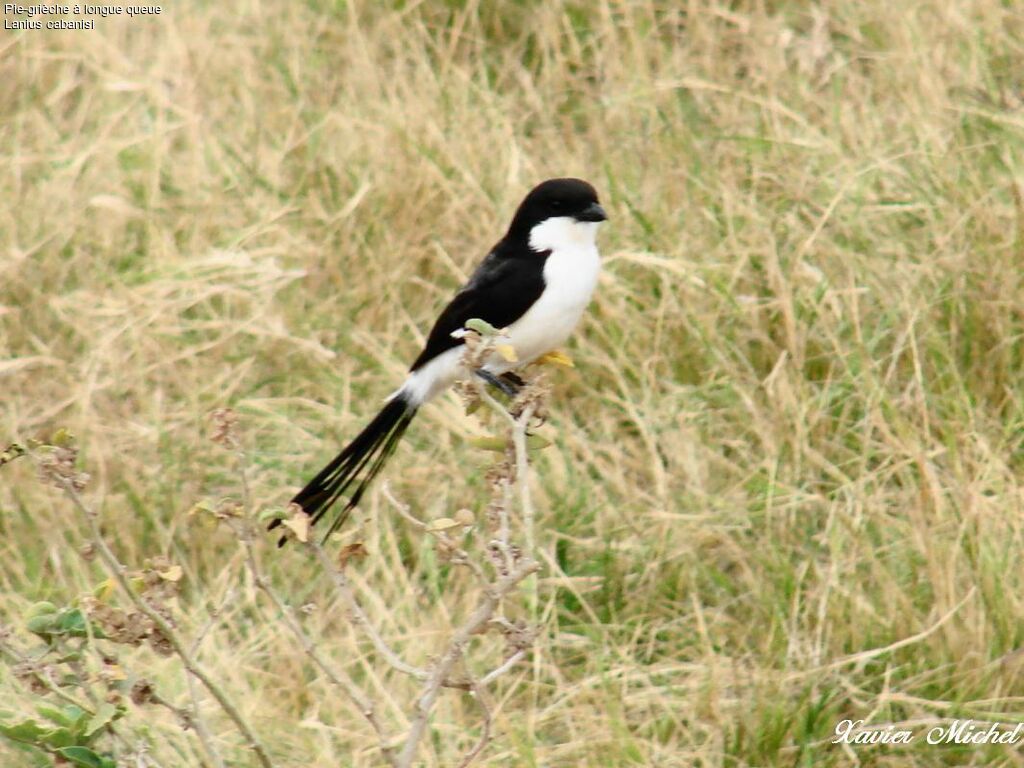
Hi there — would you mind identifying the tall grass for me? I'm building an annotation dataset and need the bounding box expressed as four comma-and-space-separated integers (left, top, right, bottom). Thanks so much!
2, 0, 1024, 765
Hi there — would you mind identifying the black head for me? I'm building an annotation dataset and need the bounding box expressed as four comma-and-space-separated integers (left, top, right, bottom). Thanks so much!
506, 178, 607, 241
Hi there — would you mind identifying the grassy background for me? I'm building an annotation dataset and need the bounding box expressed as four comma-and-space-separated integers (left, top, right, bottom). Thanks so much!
3, 0, 1024, 765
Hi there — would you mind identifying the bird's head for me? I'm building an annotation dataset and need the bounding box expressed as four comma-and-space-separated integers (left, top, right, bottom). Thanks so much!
506, 178, 607, 252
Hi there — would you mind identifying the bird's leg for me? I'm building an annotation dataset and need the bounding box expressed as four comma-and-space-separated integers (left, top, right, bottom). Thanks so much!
475, 369, 520, 398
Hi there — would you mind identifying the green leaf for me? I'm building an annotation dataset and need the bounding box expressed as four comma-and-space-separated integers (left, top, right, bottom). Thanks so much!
26, 601, 58, 619
466, 433, 552, 452
256, 505, 287, 523
50, 428, 76, 448
57, 609, 90, 637
26, 613, 60, 636
464, 318, 500, 336
467, 435, 507, 452
55, 746, 116, 768
84, 703, 119, 738
38, 726, 76, 749
0, 717, 76, 749
0, 718, 50, 744
26, 608, 103, 639
36, 704, 87, 731
526, 434, 552, 450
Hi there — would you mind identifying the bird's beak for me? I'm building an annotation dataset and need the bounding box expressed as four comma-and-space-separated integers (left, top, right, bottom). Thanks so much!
576, 202, 608, 223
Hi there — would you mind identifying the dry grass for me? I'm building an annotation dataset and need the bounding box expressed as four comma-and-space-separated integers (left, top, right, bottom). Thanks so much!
2, 0, 1024, 765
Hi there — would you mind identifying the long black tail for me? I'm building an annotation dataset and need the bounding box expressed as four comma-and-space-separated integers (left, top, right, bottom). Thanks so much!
270, 395, 417, 545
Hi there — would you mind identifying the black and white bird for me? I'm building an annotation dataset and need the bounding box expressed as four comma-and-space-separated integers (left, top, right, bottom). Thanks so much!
272, 178, 607, 543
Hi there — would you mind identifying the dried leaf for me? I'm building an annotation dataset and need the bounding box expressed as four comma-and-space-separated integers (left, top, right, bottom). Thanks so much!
338, 541, 368, 567
0, 443, 26, 467
214, 499, 243, 518
186, 499, 216, 518
282, 512, 311, 543
454, 508, 475, 526
425, 517, 461, 533
102, 664, 127, 682
157, 565, 183, 582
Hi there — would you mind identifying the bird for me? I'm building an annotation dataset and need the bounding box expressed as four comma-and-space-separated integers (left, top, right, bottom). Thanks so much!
271, 177, 607, 544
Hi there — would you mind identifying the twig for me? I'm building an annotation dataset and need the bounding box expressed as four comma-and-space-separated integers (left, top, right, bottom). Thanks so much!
307, 539, 430, 682
229, 520, 400, 768
0, 633, 95, 712
509, 403, 537, 556
455, 679, 492, 768
479, 649, 526, 686
150, 690, 222, 768
386, 369, 543, 766
127, 742, 165, 768
382, 483, 489, 587
56, 478, 275, 768
475, 387, 530, 572
225, 434, 400, 765
381, 483, 428, 531
3, 617, 214, 768
448, 549, 491, 588
183, 594, 233, 768
395, 557, 540, 767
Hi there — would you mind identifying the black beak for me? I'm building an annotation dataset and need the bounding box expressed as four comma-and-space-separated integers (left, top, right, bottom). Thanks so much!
576, 201, 608, 223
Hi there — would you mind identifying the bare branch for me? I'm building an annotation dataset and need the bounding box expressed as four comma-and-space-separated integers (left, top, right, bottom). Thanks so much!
224, 424, 399, 766
307, 539, 430, 682
229, 519, 400, 768
455, 679, 492, 768
479, 649, 526, 687
391, 366, 544, 766
510, 403, 537, 555
381, 482, 428, 530
183, 592, 235, 768
395, 557, 539, 767
382, 483, 489, 587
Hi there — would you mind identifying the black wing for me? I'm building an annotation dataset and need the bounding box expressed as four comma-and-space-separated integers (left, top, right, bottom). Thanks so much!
409, 247, 549, 371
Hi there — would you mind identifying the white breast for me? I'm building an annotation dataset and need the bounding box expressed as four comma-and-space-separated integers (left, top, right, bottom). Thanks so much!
489, 217, 601, 372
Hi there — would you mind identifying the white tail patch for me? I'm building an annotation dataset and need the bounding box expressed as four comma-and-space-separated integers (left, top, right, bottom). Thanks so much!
393, 346, 465, 405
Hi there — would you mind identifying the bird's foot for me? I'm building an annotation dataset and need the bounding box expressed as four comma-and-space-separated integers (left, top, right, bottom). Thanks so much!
475, 369, 522, 398
499, 371, 525, 391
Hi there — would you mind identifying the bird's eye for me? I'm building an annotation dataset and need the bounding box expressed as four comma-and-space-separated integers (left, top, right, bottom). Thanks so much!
551, 200, 564, 210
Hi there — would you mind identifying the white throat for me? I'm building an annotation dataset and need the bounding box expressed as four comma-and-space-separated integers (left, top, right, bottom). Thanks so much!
528, 216, 601, 252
